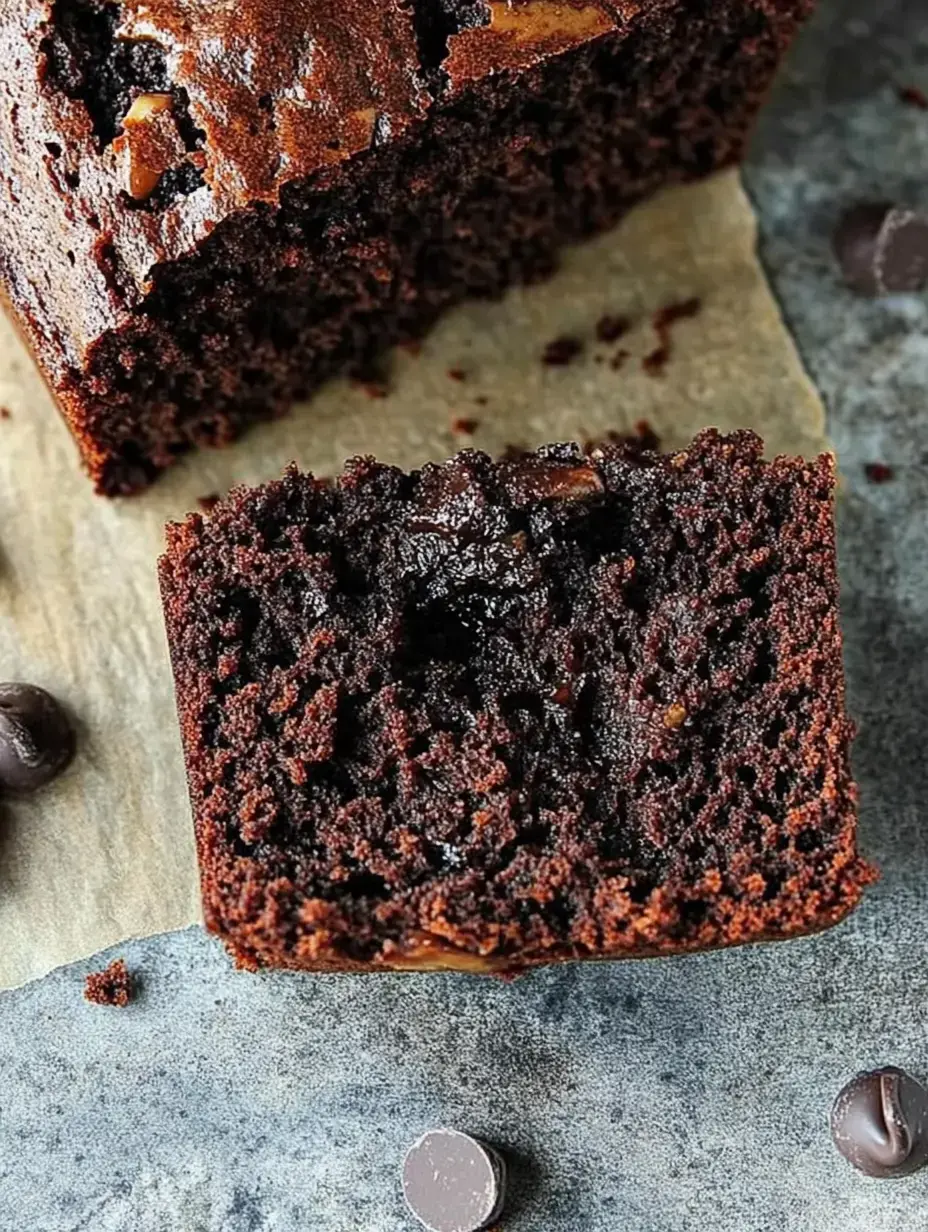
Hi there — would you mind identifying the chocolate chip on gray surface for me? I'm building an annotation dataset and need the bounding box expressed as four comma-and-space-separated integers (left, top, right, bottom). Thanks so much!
834, 204, 928, 295
0, 683, 75, 793
402, 1128, 506, 1232
831, 1067, 928, 1178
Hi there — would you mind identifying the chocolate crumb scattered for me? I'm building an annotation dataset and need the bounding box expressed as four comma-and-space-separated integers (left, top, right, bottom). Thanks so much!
0, 407, 10, 420
542, 336, 583, 367
595, 314, 631, 343
352, 378, 389, 400
654, 297, 703, 331
84, 958, 134, 1007
451, 417, 479, 436
899, 85, 928, 110
643, 297, 701, 376
197, 493, 221, 513
447, 367, 467, 382
475, 395, 489, 407
642, 345, 670, 375
864, 463, 894, 484
610, 349, 630, 371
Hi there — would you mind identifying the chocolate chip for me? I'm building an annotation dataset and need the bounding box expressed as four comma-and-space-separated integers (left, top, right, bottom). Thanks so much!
499, 458, 604, 507
831, 1067, 928, 1177
0, 683, 75, 793
834, 204, 928, 296
402, 1129, 506, 1232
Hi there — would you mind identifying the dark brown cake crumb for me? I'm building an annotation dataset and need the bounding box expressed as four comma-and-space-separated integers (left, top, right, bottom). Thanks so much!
475, 396, 489, 407
642, 347, 670, 375
84, 958, 133, 1007
0, 406, 10, 420
864, 463, 895, 484
610, 349, 630, 371
197, 493, 221, 513
898, 85, 928, 110
447, 368, 468, 383
160, 430, 875, 975
451, 417, 479, 436
351, 378, 389, 400
542, 336, 584, 367
643, 297, 702, 376
595, 314, 631, 343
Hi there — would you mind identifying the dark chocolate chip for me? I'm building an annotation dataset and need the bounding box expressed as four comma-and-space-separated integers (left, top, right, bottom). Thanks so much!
834, 204, 928, 296
402, 1129, 506, 1232
831, 1067, 928, 1178
0, 683, 75, 793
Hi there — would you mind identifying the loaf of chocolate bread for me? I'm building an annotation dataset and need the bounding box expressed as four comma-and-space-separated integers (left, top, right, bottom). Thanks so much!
159, 430, 874, 974
0, 0, 813, 492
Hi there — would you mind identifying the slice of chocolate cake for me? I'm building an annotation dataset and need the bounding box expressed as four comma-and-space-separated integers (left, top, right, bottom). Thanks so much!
0, 0, 815, 493
159, 430, 875, 974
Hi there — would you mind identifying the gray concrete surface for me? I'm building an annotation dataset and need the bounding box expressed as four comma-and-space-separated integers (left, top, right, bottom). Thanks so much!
1, 1, 927, 1228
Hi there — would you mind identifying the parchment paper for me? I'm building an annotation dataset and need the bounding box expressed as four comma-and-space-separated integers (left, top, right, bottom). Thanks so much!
0, 170, 827, 989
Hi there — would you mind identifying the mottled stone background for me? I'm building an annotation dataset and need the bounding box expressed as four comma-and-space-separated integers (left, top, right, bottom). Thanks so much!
1, 1, 926, 1228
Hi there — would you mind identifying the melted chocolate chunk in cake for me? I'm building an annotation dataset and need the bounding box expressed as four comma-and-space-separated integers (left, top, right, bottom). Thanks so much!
2, 0, 815, 493
159, 430, 875, 973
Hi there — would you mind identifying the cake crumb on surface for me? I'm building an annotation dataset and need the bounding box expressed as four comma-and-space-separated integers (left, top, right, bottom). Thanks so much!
84, 959, 134, 1007
864, 462, 895, 483
451, 416, 479, 436
643, 297, 702, 376
595, 314, 631, 343
541, 336, 583, 367
898, 85, 928, 109
351, 378, 389, 400
197, 493, 221, 513
447, 367, 467, 382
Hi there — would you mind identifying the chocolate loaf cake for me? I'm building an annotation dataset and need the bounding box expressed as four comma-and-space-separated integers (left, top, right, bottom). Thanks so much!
159, 430, 875, 974
0, 0, 814, 494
